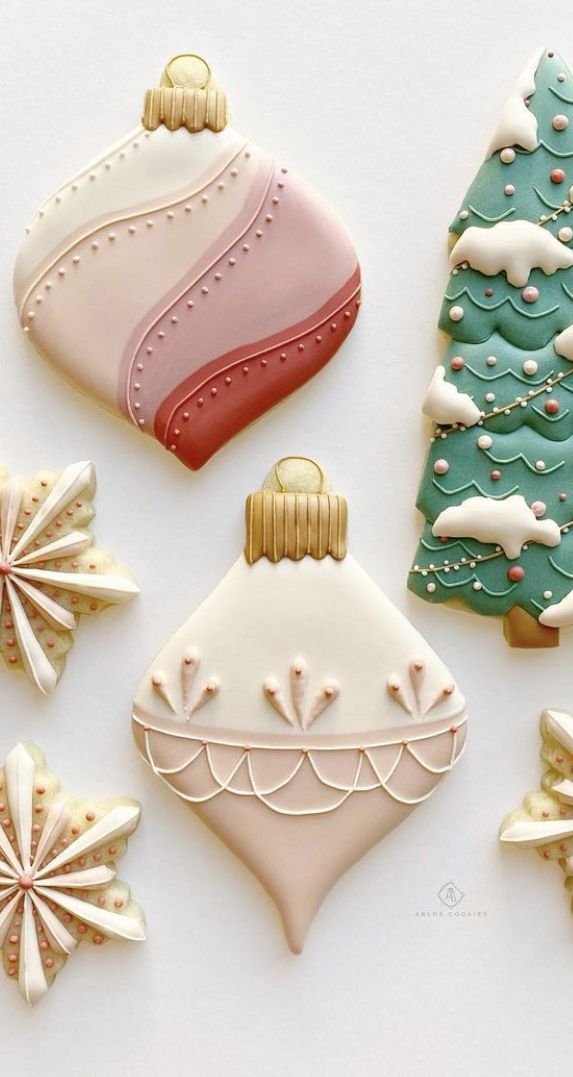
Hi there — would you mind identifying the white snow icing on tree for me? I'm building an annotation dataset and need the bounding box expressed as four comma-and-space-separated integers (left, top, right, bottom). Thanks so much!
539, 588, 573, 627
450, 220, 573, 287
432, 494, 561, 560
486, 46, 544, 157
422, 365, 482, 427
554, 324, 573, 361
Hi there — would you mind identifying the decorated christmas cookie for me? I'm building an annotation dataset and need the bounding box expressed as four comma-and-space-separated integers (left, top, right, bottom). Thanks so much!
0, 742, 145, 1007
0, 460, 138, 693
14, 55, 361, 471
132, 458, 467, 953
410, 47, 573, 647
500, 708, 573, 915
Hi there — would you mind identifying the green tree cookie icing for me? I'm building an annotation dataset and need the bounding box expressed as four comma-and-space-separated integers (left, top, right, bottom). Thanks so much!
410, 48, 573, 645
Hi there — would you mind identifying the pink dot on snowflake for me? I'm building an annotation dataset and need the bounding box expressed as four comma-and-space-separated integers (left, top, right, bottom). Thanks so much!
449, 305, 464, 322
522, 286, 539, 303
484, 288, 494, 297
507, 566, 525, 582
450, 356, 464, 371
433, 459, 449, 475
486, 355, 497, 365
500, 148, 515, 163
531, 501, 546, 517
491, 470, 501, 481
545, 398, 560, 415
553, 114, 569, 131
551, 168, 565, 184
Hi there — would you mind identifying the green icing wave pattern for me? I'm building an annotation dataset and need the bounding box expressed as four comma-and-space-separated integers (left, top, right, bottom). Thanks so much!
410, 49, 573, 627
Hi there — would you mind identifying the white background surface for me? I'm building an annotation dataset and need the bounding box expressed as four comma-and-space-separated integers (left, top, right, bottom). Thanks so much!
0, 2, 570, 1073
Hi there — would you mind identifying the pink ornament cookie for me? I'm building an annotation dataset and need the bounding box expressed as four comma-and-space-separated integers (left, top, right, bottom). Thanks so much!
0, 460, 138, 693
0, 742, 145, 1007
14, 55, 361, 471
132, 458, 467, 953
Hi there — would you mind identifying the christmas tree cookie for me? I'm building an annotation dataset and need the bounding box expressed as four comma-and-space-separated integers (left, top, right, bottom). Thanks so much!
132, 458, 467, 953
410, 47, 573, 647
0, 460, 138, 693
500, 709, 573, 917
0, 742, 145, 1007
14, 54, 360, 471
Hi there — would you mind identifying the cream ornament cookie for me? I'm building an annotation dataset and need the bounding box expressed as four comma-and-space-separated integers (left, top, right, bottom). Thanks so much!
0, 742, 145, 1007
132, 458, 467, 954
14, 55, 361, 471
0, 460, 138, 693
500, 709, 573, 914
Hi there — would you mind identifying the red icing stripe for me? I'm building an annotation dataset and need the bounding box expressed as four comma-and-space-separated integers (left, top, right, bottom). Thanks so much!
154, 268, 361, 470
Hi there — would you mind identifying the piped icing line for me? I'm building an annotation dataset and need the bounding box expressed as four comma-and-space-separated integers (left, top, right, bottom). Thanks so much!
135, 713, 467, 816
444, 286, 560, 320
123, 154, 276, 424
0, 743, 145, 1006
430, 368, 573, 440
17, 138, 251, 318
0, 460, 138, 692
549, 85, 573, 105
24, 126, 148, 232
432, 478, 520, 498
410, 516, 573, 576
156, 276, 362, 451
468, 205, 516, 223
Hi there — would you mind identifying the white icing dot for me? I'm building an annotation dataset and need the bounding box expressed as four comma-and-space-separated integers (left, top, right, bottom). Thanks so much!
500, 148, 516, 163
477, 435, 492, 449
553, 114, 569, 131
558, 226, 573, 242
523, 360, 538, 375
504, 184, 515, 196
426, 582, 436, 593
544, 590, 553, 599
486, 355, 497, 366
485, 392, 495, 403
433, 459, 449, 475
535, 460, 546, 471
459, 210, 469, 220
449, 305, 464, 322
472, 581, 482, 591
558, 73, 566, 82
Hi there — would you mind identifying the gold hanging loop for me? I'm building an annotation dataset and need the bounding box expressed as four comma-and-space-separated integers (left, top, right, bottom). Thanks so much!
142, 54, 228, 133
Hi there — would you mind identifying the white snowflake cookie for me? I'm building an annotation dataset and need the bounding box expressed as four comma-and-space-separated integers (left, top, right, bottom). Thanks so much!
0, 460, 138, 693
0, 742, 145, 1006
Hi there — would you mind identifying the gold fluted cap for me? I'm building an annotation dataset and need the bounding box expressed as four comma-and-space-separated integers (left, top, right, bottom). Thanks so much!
244, 458, 348, 565
142, 54, 228, 133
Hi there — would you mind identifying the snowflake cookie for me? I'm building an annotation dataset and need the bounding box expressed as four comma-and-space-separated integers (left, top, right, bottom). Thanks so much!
500, 708, 573, 913
0, 459, 138, 693
0, 742, 145, 1007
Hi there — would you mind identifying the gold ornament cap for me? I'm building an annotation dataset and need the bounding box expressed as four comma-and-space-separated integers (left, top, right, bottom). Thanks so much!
244, 458, 348, 565
142, 54, 228, 133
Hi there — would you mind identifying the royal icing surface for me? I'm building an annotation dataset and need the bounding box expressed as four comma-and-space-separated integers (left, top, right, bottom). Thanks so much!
500, 709, 573, 908
410, 48, 573, 643
0, 461, 138, 693
132, 460, 467, 953
14, 64, 361, 471
0, 743, 144, 1007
